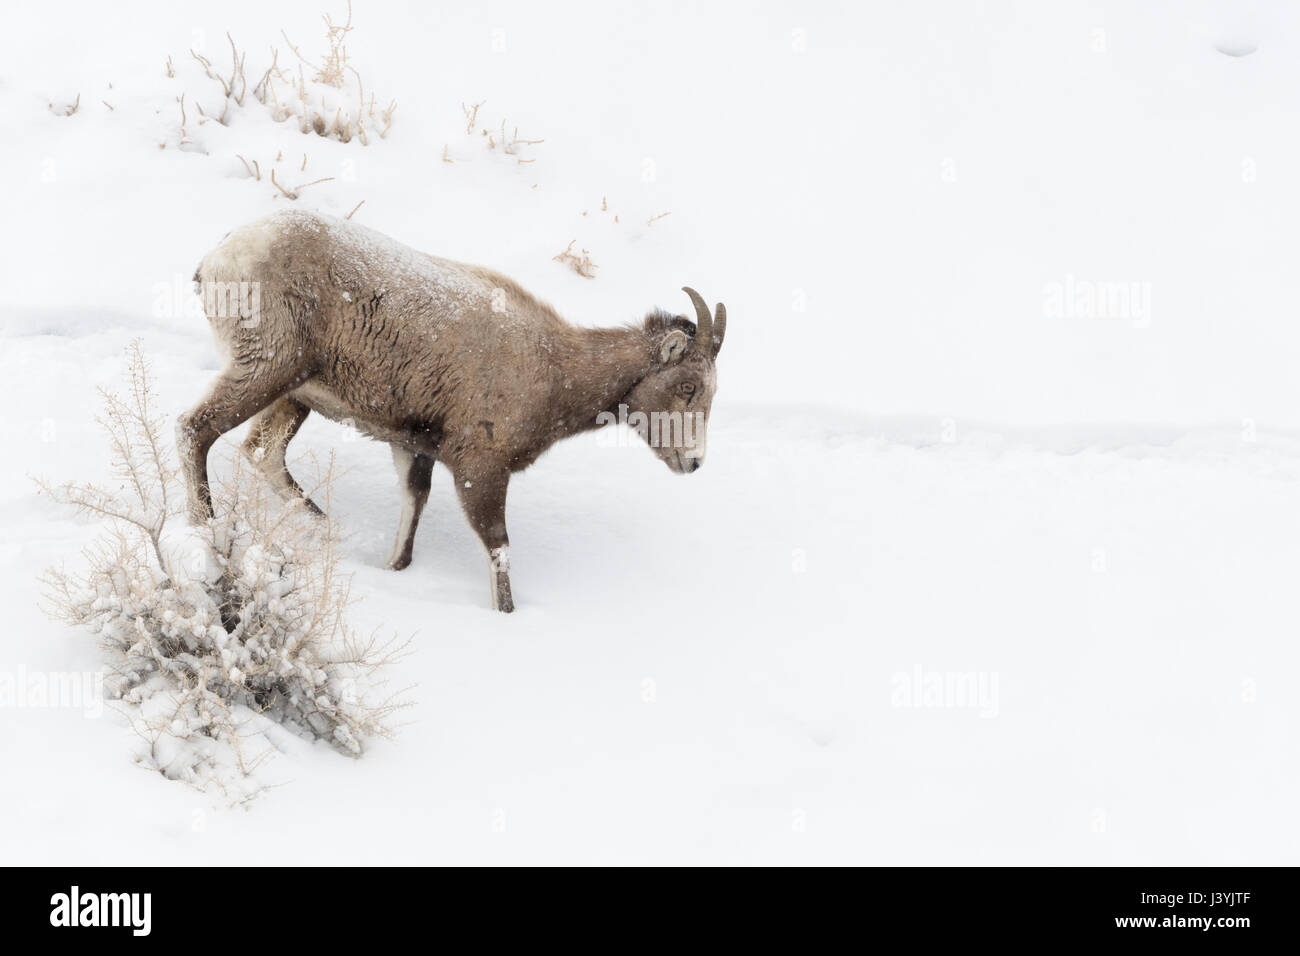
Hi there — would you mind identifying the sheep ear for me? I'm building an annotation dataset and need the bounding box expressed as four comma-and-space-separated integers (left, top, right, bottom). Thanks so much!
658, 328, 690, 364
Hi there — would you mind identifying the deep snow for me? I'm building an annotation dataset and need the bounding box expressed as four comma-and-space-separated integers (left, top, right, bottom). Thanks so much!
2, 0, 1299, 864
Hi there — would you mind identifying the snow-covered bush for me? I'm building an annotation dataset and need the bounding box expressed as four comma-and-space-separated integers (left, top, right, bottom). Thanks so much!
40, 343, 407, 804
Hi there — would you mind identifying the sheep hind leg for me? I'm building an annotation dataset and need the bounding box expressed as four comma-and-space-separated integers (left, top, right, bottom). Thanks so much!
242, 396, 323, 516
387, 445, 435, 571
177, 367, 310, 523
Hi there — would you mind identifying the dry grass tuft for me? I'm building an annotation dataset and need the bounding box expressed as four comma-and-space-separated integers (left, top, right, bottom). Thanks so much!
171, 4, 395, 155
190, 33, 248, 108
458, 102, 543, 166
276, 2, 393, 143
49, 93, 80, 117
553, 240, 599, 279
282, 0, 353, 88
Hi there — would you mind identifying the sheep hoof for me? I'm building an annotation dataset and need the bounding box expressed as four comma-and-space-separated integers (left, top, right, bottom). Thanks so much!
492, 579, 514, 613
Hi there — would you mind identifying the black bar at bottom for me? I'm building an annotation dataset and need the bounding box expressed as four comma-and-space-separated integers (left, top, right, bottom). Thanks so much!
0, 866, 1287, 942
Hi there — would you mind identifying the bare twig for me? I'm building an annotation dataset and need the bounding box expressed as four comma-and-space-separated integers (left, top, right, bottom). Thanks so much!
235, 154, 261, 180
228, 33, 247, 105
462, 99, 485, 134
270, 167, 296, 199
271, 169, 334, 200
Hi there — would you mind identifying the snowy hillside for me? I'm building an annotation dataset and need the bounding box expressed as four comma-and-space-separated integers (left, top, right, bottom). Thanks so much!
2, 0, 1299, 864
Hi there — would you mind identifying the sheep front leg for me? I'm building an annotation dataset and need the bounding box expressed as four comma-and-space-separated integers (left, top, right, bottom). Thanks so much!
454, 469, 514, 613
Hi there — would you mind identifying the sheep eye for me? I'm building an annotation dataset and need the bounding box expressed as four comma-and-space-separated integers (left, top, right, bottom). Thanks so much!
678, 382, 696, 395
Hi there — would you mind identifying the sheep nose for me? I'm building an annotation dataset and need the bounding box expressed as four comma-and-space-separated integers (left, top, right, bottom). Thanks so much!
686, 457, 703, 473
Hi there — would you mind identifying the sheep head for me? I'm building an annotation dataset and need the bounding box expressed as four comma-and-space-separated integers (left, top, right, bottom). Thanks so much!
623, 287, 726, 474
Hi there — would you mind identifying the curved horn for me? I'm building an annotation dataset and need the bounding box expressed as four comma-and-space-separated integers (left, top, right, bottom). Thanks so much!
712, 302, 726, 355
682, 287, 712, 350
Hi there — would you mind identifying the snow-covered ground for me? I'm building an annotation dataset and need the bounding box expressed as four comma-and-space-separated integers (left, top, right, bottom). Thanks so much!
3, 0, 1299, 864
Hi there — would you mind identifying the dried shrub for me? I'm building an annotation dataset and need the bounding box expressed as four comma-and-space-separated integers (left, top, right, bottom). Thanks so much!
38, 343, 409, 805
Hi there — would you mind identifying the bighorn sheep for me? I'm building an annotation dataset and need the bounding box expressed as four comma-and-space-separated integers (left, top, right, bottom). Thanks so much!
179, 210, 726, 612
